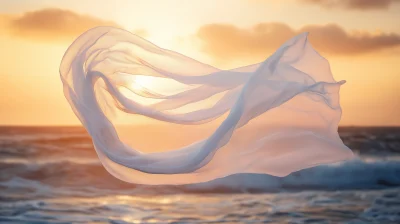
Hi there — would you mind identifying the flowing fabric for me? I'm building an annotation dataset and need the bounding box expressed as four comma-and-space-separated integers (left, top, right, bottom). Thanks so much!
60, 26, 354, 185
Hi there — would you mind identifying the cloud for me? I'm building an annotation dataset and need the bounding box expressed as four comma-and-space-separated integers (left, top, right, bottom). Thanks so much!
0, 8, 142, 42
299, 0, 400, 10
196, 23, 400, 61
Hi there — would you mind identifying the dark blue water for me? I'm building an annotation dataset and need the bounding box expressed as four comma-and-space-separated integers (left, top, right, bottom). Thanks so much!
0, 126, 399, 223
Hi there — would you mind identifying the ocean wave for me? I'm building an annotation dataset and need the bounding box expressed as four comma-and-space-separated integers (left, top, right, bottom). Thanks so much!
189, 159, 400, 192
1, 159, 399, 193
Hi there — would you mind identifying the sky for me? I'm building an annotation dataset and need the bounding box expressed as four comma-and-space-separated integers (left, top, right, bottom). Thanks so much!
0, 0, 399, 126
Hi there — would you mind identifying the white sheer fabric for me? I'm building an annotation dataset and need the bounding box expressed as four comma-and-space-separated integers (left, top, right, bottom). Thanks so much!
60, 26, 354, 185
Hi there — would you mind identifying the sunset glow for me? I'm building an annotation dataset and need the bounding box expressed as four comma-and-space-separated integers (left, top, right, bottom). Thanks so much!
0, 0, 399, 126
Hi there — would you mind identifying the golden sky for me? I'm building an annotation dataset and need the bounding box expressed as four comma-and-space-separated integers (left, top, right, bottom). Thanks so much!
0, 0, 399, 126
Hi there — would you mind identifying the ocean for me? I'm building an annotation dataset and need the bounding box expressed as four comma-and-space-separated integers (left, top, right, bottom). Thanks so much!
0, 126, 399, 224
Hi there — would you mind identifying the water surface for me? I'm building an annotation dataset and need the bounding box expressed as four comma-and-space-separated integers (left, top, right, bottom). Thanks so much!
0, 126, 399, 223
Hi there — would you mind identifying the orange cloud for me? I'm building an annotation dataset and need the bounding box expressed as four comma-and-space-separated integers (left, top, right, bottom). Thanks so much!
0, 8, 147, 42
197, 23, 400, 61
299, 0, 400, 10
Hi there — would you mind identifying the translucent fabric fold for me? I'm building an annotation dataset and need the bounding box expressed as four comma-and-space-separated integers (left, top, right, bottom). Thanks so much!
60, 26, 354, 185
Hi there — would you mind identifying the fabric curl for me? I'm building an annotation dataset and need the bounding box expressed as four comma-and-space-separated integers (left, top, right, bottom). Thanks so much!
60, 26, 354, 185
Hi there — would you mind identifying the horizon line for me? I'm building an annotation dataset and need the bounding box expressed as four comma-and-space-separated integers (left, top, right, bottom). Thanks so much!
0, 124, 399, 128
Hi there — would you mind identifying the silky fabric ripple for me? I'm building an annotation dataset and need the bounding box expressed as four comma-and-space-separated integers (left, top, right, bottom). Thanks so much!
60, 26, 354, 185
